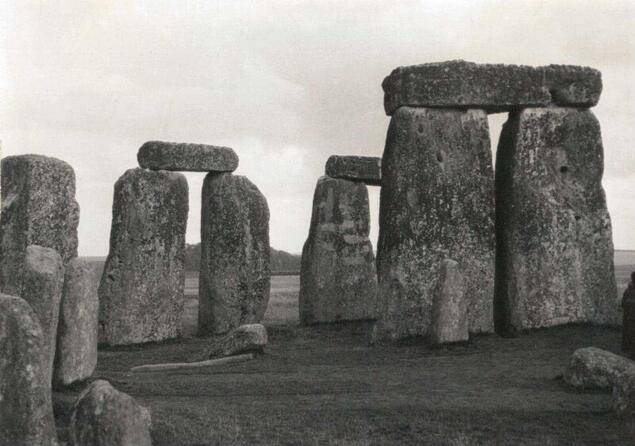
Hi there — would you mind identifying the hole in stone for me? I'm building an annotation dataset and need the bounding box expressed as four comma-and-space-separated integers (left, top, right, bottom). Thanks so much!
417, 124, 424, 133
436, 152, 444, 163
560, 166, 568, 174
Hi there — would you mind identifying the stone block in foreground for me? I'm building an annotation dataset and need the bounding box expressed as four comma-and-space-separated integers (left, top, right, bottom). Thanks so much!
430, 259, 468, 345
325, 155, 381, 186
207, 323, 268, 358
382, 60, 602, 115
138, 140, 239, 172
564, 347, 635, 389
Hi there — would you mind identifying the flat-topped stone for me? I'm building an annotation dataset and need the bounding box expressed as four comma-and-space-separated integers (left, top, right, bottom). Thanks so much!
382, 60, 602, 115
138, 141, 239, 172
325, 155, 381, 186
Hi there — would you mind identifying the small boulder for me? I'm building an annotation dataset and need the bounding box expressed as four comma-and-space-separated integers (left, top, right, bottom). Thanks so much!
208, 323, 268, 358
430, 259, 468, 345
70, 380, 151, 446
138, 140, 239, 172
563, 347, 635, 389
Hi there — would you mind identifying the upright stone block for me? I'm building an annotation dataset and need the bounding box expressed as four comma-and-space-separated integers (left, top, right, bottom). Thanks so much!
138, 140, 239, 172
99, 168, 188, 346
0, 294, 57, 446
430, 259, 468, 345
22, 245, 64, 384
375, 107, 495, 342
300, 176, 378, 324
55, 258, 98, 386
0, 155, 79, 296
325, 155, 382, 186
495, 108, 616, 334
199, 173, 270, 335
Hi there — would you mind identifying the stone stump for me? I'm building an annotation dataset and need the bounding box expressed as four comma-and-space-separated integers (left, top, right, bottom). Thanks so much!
300, 176, 378, 324
99, 168, 188, 345
199, 173, 270, 335
374, 107, 495, 342
0, 293, 57, 446
495, 108, 616, 335
54, 258, 98, 386
430, 259, 468, 345
0, 154, 79, 296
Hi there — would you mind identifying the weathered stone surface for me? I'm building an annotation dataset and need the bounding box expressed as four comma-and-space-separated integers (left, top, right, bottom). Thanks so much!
325, 155, 381, 186
430, 259, 468, 345
99, 168, 188, 346
54, 258, 98, 386
300, 176, 378, 324
22, 245, 64, 384
70, 380, 151, 446
207, 323, 268, 358
613, 371, 635, 418
0, 154, 79, 296
199, 173, 270, 335
0, 293, 57, 446
382, 60, 602, 115
495, 108, 617, 335
138, 140, 239, 172
564, 347, 635, 389
374, 107, 495, 342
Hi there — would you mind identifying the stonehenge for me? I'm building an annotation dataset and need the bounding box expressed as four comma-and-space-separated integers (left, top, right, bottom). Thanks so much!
138, 141, 238, 172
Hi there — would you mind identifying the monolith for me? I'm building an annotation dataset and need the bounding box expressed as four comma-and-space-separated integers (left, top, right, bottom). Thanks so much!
300, 176, 378, 324
199, 173, 270, 335
99, 168, 188, 345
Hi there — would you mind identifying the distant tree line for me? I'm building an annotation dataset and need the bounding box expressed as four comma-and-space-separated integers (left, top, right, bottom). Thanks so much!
184, 243, 300, 275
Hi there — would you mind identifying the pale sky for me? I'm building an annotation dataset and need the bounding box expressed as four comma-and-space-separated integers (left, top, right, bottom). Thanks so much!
1, 0, 634, 255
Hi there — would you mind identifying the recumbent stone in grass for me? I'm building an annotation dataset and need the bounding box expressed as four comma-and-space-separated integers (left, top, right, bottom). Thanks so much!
324, 155, 381, 186
138, 140, 239, 172
207, 323, 268, 358
564, 347, 635, 389
99, 168, 188, 346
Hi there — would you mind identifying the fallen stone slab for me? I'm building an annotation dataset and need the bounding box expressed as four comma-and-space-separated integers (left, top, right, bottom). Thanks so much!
325, 155, 381, 186
99, 168, 188, 345
0, 293, 57, 446
208, 324, 268, 358
70, 380, 151, 446
564, 347, 635, 389
130, 353, 255, 373
0, 154, 79, 296
382, 60, 602, 115
138, 140, 239, 172
54, 258, 99, 387
430, 259, 468, 345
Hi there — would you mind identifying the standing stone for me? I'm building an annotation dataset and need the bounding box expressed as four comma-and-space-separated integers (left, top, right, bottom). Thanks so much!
375, 107, 495, 342
54, 258, 98, 386
300, 176, 378, 324
325, 155, 382, 186
0, 154, 79, 296
70, 380, 151, 446
21, 245, 64, 384
137, 140, 239, 172
0, 294, 57, 446
495, 108, 616, 335
199, 173, 270, 335
430, 259, 468, 345
99, 168, 188, 345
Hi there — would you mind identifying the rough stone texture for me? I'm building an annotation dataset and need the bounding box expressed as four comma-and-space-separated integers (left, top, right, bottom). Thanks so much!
0, 154, 79, 296
138, 140, 239, 172
613, 371, 635, 418
495, 108, 617, 335
199, 173, 270, 335
21, 245, 64, 385
430, 259, 468, 345
300, 176, 378, 324
99, 168, 188, 346
0, 294, 57, 446
325, 155, 382, 186
382, 60, 602, 115
207, 323, 268, 358
374, 107, 495, 342
54, 258, 98, 386
70, 380, 151, 446
564, 347, 635, 389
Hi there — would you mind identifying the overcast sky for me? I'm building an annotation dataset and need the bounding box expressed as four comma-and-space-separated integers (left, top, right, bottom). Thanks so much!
1, 0, 634, 255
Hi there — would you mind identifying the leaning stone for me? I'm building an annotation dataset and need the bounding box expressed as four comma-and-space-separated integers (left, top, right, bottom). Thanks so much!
70, 380, 151, 446
300, 176, 378, 324
99, 168, 188, 345
0, 154, 79, 296
207, 323, 268, 358
325, 155, 381, 186
21, 245, 64, 384
374, 107, 495, 342
430, 259, 468, 345
54, 258, 98, 386
495, 108, 617, 335
138, 140, 239, 172
0, 293, 57, 446
381, 60, 602, 115
199, 173, 270, 335
563, 347, 635, 389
